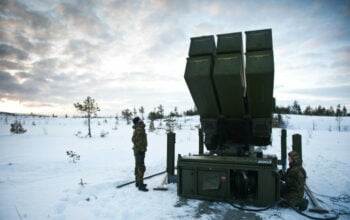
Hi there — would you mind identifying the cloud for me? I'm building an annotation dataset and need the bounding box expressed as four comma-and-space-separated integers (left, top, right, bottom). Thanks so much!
287, 85, 350, 99
0, 60, 26, 70
16, 71, 32, 79
330, 46, 350, 72
0, 44, 29, 60
0, 70, 14, 82
63, 39, 101, 67
0, 71, 39, 97
55, 0, 110, 40
1, 0, 53, 35
33, 58, 60, 71
0, 1, 61, 62
276, 84, 350, 108
1, 0, 350, 115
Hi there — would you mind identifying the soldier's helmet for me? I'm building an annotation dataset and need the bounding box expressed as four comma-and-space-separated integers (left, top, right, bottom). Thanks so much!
133, 117, 141, 125
288, 151, 300, 164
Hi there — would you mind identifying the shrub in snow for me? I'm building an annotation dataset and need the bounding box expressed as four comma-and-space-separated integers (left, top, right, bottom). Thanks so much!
100, 130, 109, 138
66, 150, 80, 163
75, 131, 82, 137
10, 121, 27, 134
79, 178, 87, 186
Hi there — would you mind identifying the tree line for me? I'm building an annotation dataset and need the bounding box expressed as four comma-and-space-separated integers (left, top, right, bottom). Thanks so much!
72, 96, 349, 137
275, 101, 348, 116
121, 104, 185, 124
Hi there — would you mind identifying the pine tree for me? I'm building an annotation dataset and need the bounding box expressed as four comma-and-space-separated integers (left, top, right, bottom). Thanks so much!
148, 105, 164, 120
133, 107, 137, 117
342, 106, 347, 116
290, 100, 301, 114
121, 109, 133, 125
183, 106, 199, 116
169, 107, 181, 117
74, 96, 100, 137
139, 106, 145, 120
149, 120, 155, 132
157, 104, 164, 118
303, 106, 312, 115
335, 104, 342, 132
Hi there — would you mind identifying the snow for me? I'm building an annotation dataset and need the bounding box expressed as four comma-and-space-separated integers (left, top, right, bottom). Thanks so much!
0, 114, 349, 220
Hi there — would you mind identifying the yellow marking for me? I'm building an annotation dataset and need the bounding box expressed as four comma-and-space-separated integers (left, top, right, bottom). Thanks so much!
218, 57, 238, 61
248, 54, 270, 58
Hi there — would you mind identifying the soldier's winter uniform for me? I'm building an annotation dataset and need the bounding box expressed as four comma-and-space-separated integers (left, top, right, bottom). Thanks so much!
132, 117, 148, 192
280, 151, 308, 210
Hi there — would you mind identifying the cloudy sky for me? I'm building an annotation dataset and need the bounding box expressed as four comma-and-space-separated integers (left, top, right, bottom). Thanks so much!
0, 0, 349, 116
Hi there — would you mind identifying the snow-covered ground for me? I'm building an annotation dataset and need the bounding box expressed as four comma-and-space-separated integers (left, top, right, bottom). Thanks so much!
0, 114, 349, 220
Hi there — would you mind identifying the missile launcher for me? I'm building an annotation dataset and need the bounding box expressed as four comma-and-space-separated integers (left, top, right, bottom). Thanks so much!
178, 29, 280, 206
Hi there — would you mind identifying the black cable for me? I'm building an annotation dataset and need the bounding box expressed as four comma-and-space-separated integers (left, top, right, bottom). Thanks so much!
228, 198, 339, 220
330, 194, 350, 204
307, 190, 350, 216
281, 199, 339, 220
310, 191, 350, 204
229, 200, 280, 212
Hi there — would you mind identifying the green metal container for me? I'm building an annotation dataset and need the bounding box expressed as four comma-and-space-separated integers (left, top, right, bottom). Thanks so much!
184, 56, 221, 118
177, 155, 280, 206
216, 32, 243, 54
245, 50, 274, 118
213, 53, 245, 118
188, 35, 216, 56
245, 29, 273, 52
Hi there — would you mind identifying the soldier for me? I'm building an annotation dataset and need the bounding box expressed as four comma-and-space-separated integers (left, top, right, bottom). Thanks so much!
280, 151, 308, 211
132, 117, 148, 192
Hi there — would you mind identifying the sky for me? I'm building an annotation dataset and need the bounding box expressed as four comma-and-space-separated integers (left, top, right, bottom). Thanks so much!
0, 0, 349, 116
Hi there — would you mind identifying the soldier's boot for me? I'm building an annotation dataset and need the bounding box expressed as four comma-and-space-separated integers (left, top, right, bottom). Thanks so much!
135, 182, 147, 187
140, 165, 146, 187
138, 184, 149, 192
135, 165, 147, 189
297, 198, 308, 211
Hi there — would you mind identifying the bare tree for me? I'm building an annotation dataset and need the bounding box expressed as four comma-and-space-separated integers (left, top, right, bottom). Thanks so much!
74, 96, 100, 137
